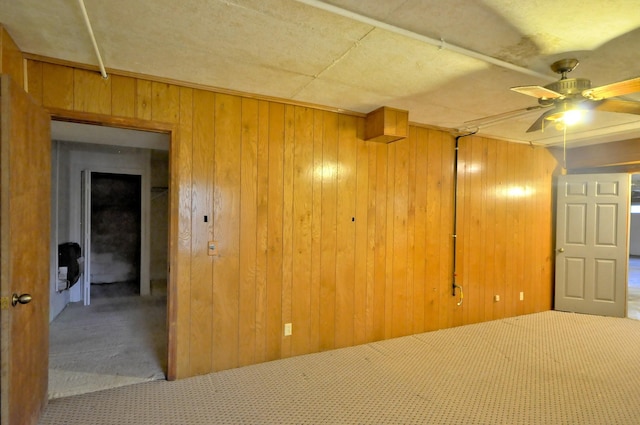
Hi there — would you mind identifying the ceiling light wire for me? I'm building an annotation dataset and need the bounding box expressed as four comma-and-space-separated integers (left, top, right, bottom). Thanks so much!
78, 0, 108, 79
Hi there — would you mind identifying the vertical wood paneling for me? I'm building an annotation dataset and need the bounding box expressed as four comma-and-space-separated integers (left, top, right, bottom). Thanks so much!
319, 111, 338, 351
152, 82, 180, 123
335, 115, 357, 349
136, 80, 152, 120
266, 103, 284, 361
392, 137, 409, 337
406, 128, 419, 334
493, 141, 508, 319
111, 75, 136, 118
354, 128, 369, 346
373, 143, 387, 340
26, 60, 43, 104
384, 143, 395, 338
73, 68, 111, 114
428, 131, 446, 330
456, 136, 470, 325
365, 142, 378, 342
484, 138, 498, 321
280, 104, 295, 358
310, 109, 324, 352
173, 87, 194, 379
413, 128, 428, 333
189, 89, 215, 376
239, 98, 259, 367
254, 100, 270, 363
291, 106, 313, 356
42, 63, 73, 110
212, 93, 242, 371
32, 60, 559, 380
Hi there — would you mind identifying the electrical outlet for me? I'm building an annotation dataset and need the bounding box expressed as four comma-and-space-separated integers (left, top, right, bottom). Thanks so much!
284, 323, 292, 336
494, 295, 500, 302
520, 292, 524, 301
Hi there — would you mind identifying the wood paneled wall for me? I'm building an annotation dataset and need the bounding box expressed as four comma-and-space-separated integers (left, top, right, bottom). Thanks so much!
456, 136, 556, 325
24, 59, 558, 379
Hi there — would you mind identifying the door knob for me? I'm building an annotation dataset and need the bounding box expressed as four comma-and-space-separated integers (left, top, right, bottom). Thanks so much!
558, 248, 565, 253
12, 293, 32, 306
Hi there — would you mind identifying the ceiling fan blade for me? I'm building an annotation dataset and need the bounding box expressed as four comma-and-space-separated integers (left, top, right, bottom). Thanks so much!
511, 85, 563, 99
583, 76, 640, 100
526, 109, 557, 133
591, 98, 640, 115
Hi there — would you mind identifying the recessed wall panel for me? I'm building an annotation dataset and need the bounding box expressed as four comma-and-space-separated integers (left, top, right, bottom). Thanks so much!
565, 204, 586, 245
594, 259, 616, 301
565, 257, 585, 299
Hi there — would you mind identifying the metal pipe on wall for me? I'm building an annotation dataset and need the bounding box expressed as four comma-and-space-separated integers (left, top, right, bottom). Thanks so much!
451, 130, 477, 305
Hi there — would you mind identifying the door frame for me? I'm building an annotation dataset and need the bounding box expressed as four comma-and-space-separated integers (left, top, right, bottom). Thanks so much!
49, 111, 178, 380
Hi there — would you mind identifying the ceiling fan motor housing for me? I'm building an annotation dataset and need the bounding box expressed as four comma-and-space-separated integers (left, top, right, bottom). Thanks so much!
542, 78, 591, 101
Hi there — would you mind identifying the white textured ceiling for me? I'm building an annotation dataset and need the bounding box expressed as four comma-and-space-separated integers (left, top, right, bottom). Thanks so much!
2, 0, 640, 147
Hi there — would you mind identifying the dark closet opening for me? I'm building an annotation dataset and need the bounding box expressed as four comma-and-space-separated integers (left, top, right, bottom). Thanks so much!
91, 172, 142, 297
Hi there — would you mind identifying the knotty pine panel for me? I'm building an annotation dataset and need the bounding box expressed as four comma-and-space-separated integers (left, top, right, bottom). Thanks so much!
110, 75, 136, 118
29, 59, 558, 380
73, 68, 111, 114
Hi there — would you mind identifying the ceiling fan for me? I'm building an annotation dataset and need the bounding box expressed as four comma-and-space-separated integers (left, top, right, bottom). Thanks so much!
510, 58, 640, 132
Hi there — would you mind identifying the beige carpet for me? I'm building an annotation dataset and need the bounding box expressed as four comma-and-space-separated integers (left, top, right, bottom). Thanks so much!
40, 311, 640, 424
48, 281, 167, 399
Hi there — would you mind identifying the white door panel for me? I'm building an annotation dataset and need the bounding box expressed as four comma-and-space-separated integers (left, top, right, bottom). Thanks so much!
555, 174, 629, 317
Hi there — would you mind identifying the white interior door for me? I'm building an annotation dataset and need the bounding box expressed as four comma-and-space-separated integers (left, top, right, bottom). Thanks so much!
81, 170, 91, 306
555, 173, 630, 317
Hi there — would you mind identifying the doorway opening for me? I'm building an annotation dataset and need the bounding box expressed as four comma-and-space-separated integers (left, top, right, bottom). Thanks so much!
48, 122, 170, 399
90, 172, 142, 297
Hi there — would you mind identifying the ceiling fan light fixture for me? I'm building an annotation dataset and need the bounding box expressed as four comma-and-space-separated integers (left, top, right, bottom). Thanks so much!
545, 101, 584, 127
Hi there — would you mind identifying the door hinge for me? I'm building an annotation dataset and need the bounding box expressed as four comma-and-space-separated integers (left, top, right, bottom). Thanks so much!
0, 297, 10, 310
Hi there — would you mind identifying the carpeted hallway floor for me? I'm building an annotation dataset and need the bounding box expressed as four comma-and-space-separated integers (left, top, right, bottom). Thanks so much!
48, 281, 167, 399
40, 310, 640, 425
